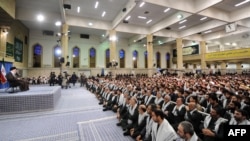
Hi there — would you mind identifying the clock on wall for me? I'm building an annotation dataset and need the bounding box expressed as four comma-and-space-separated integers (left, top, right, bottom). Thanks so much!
225, 23, 237, 33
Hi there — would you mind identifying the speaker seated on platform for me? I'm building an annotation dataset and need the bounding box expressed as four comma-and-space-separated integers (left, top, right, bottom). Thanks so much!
66, 62, 70, 66
60, 57, 65, 63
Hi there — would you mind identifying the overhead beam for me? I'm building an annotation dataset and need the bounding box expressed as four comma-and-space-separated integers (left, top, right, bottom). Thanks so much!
230, 6, 250, 22
179, 20, 227, 37
67, 15, 111, 31
198, 7, 230, 22
145, 0, 195, 13
59, 0, 66, 24
193, 0, 223, 13
112, 0, 137, 29
150, 11, 192, 34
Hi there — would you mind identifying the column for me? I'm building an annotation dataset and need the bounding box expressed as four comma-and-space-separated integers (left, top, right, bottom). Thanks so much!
109, 30, 117, 77
220, 62, 227, 75
147, 34, 154, 77
0, 29, 7, 57
109, 30, 117, 62
61, 24, 69, 69
236, 63, 242, 74
176, 38, 183, 76
200, 41, 207, 71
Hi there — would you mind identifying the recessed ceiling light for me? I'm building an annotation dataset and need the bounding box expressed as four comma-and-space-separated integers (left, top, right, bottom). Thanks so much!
138, 16, 147, 19
139, 2, 145, 7
146, 19, 152, 24
235, 0, 250, 7
55, 21, 61, 26
125, 16, 131, 21
179, 19, 187, 24
95, 1, 99, 9
37, 14, 44, 22
179, 25, 186, 29
77, 6, 80, 13
177, 14, 183, 19
102, 11, 106, 17
200, 17, 207, 21
88, 22, 93, 26
164, 8, 170, 13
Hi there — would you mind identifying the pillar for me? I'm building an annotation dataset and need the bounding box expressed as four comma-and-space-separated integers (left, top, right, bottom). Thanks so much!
236, 63, 242, 74
109, 30, 117, 62
220, 62, 227, 75
200, 41, 207, 71
61, 24, 69, 69
176, 38, 183, 76
147, 34, 154, 77
109, 30, 117, 77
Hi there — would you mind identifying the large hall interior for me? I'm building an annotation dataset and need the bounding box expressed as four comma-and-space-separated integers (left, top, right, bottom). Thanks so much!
0, 0, 250, 141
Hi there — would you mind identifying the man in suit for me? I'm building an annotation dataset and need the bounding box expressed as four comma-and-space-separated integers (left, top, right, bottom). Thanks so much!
6, 67, 29, 91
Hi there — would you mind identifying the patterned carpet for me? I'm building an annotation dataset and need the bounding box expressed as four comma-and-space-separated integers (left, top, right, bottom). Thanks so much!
0, 84, 134, 141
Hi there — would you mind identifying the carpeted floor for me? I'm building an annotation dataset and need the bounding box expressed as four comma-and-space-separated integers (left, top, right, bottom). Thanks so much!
0, 84, 134, 141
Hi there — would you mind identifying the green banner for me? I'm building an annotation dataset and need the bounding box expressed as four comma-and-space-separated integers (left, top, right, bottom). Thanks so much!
6, 42, 14, 57
14, 38, 23, 62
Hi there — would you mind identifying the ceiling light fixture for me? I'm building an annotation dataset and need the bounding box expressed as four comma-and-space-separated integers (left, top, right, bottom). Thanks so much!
235, 0, 250, 7
88, 22, 93, 26
138, 16, 147, 19
95, 1, 99, 9
179, 19, 187, 24
200, 17, 207, 20
177, 14, 183, 19
146, 19, 152, 24
77, 6, 80, 13
139, 2, 145, 7
179, 25, 186, 29
125, 16, 131, 21
102, 11, 106, 17
37, 14, 44, 22
164, 8, 170, 13
55, 21, 62, 26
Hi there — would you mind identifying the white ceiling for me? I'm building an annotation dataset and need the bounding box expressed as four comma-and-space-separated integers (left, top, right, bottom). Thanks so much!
14, 0, 250, 46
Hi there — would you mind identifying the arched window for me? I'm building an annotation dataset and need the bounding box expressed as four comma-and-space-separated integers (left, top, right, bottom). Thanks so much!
133, 50, 138, 68
166, 53, 170, 68
156, 52, 161, 68
119, 49, 125, 68
89, 48, 96, 68
54, 45, 61, 68
72, 47, 80, 68
105, 49, 110, 68
33, 44, 42, 67
144, 51, 148, 68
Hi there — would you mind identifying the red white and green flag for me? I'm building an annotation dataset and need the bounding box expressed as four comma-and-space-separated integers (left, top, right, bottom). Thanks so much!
0, 58, 7, 84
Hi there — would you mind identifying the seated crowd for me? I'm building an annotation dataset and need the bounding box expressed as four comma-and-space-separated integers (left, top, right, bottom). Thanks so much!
86, 72, 250, 141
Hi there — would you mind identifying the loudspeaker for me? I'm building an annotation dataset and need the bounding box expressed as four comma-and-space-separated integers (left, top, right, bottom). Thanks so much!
66, 62, 70, 66
63, 4, 71, 10
60, 57, 65, 63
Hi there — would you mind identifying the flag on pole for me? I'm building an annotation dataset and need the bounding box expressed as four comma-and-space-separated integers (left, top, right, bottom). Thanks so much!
0, 58, 7, 84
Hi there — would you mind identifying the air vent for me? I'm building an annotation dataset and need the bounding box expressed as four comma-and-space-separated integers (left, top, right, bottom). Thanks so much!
80, 34, 89, 39
43, 30, 54, 36
123, 20, 129, 24
165, 27, 171, 30
63, 4, 71, 10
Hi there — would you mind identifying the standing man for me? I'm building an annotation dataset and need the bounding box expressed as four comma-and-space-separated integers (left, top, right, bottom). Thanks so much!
6, 67, 29, 91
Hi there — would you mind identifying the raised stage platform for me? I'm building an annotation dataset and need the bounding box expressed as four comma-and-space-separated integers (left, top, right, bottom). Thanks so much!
0, 86, 61, 114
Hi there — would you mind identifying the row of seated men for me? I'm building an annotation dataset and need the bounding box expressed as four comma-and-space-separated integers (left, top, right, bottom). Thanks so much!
86, 74, 250, 141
